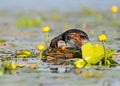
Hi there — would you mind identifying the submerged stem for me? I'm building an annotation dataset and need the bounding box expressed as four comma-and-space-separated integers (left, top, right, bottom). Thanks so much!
102, 41, 107, 66
36, 51, 43, 68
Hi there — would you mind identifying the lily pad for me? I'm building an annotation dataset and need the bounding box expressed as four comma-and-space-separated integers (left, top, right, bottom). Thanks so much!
15, 49, 31, 58
81, 42, 104, 64
74, 42, 117, 68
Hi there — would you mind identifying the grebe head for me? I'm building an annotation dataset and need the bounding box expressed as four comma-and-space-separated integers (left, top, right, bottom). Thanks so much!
50, 37, 58, 48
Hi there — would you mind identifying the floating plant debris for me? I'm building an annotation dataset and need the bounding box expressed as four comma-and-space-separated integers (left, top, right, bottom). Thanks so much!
43, 47, 82, 65
43, 42, 117, 68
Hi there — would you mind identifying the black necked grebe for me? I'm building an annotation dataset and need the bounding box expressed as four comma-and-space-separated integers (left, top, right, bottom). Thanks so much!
50, 29, 90, 49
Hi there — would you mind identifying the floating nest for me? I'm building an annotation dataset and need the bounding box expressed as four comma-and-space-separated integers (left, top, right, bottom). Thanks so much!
42, 47, 82, 65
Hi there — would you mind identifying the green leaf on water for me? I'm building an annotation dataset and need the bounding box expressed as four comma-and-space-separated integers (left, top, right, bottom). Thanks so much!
16, 17, 41, 28
82, 42, 104, 64
16, 50, 31, 58
74, 42, 117, 68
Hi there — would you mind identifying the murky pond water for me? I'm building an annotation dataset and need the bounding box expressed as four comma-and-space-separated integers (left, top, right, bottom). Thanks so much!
0, 1, 120, 86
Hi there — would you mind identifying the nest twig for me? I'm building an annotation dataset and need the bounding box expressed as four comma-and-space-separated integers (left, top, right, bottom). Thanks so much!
42, 47, 82, 64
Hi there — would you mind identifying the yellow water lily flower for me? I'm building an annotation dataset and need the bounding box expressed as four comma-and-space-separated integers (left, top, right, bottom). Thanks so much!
110, 5, 118, 14
98, 34, 107, 41
37, 44, 45, 67
41, 26, 50, 32
41, 26, 50, 47
37, 44, 45, 51
74, 60, 85, 68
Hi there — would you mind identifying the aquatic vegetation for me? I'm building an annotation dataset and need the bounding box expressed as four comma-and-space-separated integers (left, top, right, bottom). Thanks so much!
82, 71, 103, 78
41, 26, 50, 48
2, 61, 17, 70
35, 16, 46, 23
16, 49, 31, 58
74, 42, 105, 68
16, 17, 43, 28
96, 13, 103, 20
36, 44, 45, 67
43, 38, 116, 67
80, 7, 95, 16
110, 5, 118, 14
37, 44, 45, 51
98, 34, 107, 66
0, 67, 4, 76
109, 5, 119, 27
74, 34, 117, 68
63, 23, 69, 30
9, 43, 16, 47
41, 26, 50, 32
16, 62, 25, 68
1, 61, 17, 74
110, 19, 119, 27
50, 12, 61, 21
43, 48, 82, 64
0, 39, 6, 46
98, 34, 107, 42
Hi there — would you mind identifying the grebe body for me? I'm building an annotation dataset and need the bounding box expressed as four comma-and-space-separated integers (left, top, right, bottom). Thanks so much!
50, 29, 89, 49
